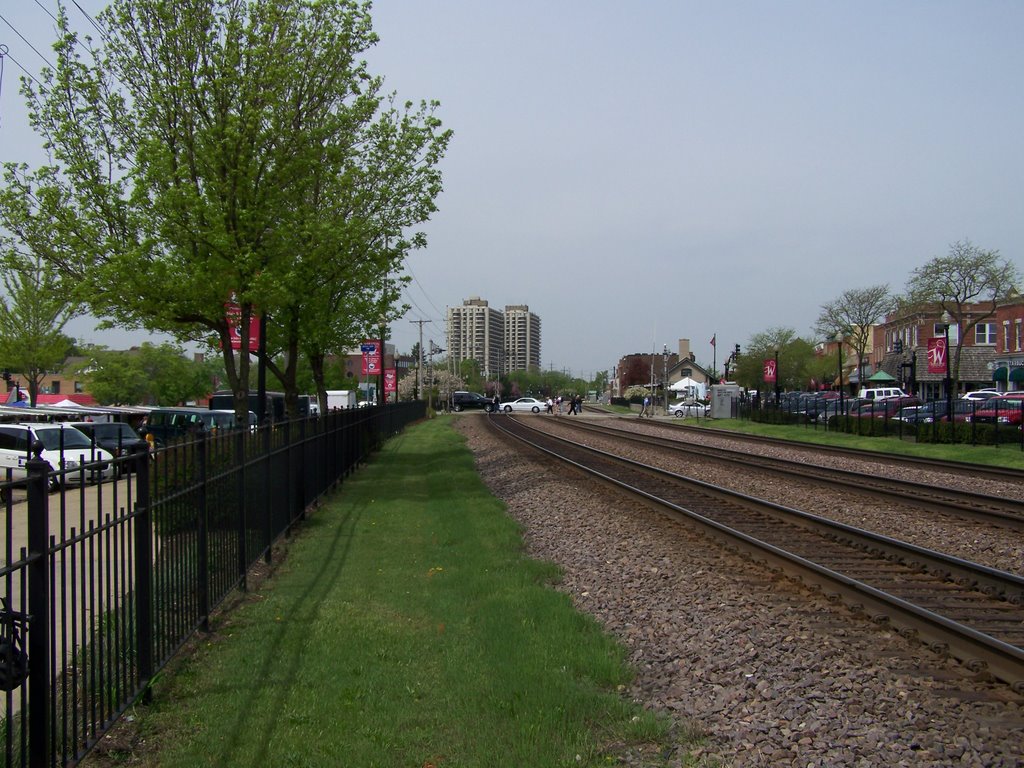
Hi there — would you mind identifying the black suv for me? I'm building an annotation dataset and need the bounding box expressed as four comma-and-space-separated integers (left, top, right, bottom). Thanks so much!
68, 421, 150, 476
451, 391, 492, 412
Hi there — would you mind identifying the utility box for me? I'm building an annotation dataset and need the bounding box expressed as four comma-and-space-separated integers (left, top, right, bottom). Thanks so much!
710, 384, 741, 418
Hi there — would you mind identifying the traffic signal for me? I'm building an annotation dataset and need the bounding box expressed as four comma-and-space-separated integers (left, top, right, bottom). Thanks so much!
734, 344, 741, 358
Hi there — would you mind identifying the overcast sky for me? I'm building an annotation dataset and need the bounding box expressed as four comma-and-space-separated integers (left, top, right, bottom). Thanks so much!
2, 1, 1022, 379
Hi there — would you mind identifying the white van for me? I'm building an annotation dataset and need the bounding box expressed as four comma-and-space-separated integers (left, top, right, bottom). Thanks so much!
0, 423, 115, 491
857, 387, 907, 401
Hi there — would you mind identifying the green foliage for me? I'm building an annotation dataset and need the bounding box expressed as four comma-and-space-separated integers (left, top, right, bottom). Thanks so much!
733, 327, 821, 393
0, 0, 449, 421
77, 342, 216, 405
0, 251, 81, 405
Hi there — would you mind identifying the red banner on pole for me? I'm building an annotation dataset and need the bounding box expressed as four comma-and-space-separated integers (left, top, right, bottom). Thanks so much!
763, 359, 777, 383
224, 298, 260, 351
361, 340, 382, 375
927, 337, 947, 374
384, 368, 397, 394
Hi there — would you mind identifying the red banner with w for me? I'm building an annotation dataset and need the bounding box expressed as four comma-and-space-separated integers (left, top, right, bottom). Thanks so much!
927, 337, 947, 374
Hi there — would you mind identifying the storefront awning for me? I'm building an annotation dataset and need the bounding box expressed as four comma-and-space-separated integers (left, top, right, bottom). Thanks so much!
1009, 367, 1024, 383
993, 366, 1008, 382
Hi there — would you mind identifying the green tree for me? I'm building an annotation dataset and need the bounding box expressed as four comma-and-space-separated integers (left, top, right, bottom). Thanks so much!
903, 240, 1019, 386
75, 349, 146, 405
78, 343, 217, 405
0, 252, 81, 406
0, 0, 448, 423
733, 328, 819, 396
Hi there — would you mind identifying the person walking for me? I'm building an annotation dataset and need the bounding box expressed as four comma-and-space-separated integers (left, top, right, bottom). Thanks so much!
640, 395, 649, 418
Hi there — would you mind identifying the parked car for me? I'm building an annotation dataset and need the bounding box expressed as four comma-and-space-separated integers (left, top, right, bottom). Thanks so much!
68, 421, 150, 476
0, 423, 114, 491
895, 399, 976, 424
498, 397, 546, 413
968, 394, 1024, 426
849, 396, 921, 419
961, 389, 1001, 402
802, 392, 840, 421
667, 401, 708, 418
451, 391, 492, 412
857, 387, 907, 401
141, 407, 256, 446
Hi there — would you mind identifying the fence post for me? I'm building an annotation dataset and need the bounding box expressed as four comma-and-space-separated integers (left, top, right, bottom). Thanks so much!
263, 423, 272, 563
235, 430, 248, 591
295, 419, 306, 522
25, 443, 50, 768
133, 446, 154, 704
196, 435, 209, 633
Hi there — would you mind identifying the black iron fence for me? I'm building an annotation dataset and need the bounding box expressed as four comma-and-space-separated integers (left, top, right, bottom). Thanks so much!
1, 402, 424, 767
740, 397, 1024, 448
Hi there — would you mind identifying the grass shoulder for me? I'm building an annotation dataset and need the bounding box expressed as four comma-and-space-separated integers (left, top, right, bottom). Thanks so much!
85, 418, 706, 767
686, 418, 1024, 470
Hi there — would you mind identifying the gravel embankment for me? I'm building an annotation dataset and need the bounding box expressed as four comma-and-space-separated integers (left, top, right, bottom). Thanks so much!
453, 416, 1024, 768
536, 418, 1024, 576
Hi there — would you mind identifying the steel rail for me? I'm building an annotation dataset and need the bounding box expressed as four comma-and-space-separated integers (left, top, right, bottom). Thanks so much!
547, 418, 1024, 530
488, 414, 1024, 691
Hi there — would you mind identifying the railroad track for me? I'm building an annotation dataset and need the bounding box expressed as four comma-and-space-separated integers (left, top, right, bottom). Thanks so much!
487, 413, 1024, 691
544, 417, 1024, 530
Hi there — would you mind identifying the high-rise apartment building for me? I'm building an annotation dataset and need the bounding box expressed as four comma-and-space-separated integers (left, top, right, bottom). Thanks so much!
446, 297, 541, 377
504, 304, 542, 372
447, 297, 505, 378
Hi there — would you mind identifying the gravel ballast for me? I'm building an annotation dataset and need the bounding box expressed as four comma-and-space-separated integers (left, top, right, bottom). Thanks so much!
453, 415, 1024, 767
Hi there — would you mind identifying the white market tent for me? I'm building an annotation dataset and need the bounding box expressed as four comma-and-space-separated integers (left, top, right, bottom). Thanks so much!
668, 376, 706, 400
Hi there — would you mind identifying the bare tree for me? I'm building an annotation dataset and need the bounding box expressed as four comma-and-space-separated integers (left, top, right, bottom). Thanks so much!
815, 285, 893, 387
903, 240, 1019, 384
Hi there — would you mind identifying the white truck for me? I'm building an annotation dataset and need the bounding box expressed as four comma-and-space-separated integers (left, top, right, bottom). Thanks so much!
325, 390, 357, 410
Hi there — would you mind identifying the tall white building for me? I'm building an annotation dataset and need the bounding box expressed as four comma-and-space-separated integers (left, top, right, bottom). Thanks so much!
504, 304, 542, 372
447, 297, 505, 378
446, 297, 541, 377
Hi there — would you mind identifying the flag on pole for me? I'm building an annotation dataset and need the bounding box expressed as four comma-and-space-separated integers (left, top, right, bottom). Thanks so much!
710, 334, 716, 347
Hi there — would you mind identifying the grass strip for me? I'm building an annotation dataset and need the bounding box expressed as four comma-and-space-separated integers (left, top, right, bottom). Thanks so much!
109, 418, 688, 767
688, 418, 1024, 469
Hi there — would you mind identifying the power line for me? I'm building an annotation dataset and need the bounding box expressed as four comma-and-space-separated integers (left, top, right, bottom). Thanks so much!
402, 260, 445, 321
0, 13, 55, 70
69, 0, 106, 37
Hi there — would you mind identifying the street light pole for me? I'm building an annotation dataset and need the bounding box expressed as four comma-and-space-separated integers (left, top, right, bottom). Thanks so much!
662, 344, 669, 414
835, 332, 844, 417
774, 347, 780, 407
940, 310, 953, 423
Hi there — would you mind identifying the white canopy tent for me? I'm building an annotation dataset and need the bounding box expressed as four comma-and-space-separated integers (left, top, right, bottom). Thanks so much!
668, 376, 706, 401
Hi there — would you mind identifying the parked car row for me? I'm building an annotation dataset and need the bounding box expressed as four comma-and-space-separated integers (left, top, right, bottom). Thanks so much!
856, 392, 1024, 426
0, 422, 117, 492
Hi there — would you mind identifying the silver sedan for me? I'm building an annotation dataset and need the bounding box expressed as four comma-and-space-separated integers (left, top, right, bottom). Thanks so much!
667, 401, 708, 418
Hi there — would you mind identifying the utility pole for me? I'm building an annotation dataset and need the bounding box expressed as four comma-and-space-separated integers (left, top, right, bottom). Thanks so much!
409, 319, 431, 400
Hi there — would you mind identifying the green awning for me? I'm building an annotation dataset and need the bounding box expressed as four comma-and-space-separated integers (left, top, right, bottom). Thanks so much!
867, 369, 896, 382
1009, 367, 1024, 383
993, 366, 1008, 382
